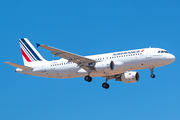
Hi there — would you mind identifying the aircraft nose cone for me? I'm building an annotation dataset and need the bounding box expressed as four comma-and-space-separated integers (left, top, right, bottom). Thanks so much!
168, 54, 175, 63
172, 54, 175, 62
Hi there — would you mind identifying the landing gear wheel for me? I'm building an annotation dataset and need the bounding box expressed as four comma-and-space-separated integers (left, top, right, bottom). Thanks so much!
150, 68, 155, 78
102, 82, 110, 89
151, 74, 155, 78
84, 75, 92, 82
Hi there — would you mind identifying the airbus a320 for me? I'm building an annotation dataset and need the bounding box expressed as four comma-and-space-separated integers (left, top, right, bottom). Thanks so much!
5, 38, 175, 89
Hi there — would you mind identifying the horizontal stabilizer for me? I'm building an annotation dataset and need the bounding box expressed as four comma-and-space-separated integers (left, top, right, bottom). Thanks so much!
5, 62, 33, 70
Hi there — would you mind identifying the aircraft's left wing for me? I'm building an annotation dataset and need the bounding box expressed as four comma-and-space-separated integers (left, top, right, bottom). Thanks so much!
38, 44, 96, 70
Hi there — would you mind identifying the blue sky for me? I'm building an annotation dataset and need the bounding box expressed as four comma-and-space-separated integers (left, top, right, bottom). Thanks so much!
1, 0, 180, 120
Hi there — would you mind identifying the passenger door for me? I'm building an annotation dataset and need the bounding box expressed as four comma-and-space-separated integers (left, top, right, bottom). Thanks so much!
146, 49, 151, 59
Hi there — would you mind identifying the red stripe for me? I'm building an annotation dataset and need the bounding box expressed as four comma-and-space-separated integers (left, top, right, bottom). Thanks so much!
21, 48, 32, 62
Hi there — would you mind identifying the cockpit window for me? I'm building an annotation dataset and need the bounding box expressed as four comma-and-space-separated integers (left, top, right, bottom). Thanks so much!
158, 51, 168, 53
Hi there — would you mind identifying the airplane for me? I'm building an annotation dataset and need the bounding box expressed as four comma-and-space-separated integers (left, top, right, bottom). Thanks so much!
5, 38, 175, 89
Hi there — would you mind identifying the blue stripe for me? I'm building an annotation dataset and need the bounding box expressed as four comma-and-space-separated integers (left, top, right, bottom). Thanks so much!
19, 40, 36, 61
20, 39, 42, 61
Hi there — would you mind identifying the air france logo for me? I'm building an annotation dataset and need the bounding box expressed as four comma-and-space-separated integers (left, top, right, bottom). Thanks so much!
113, 50, 144, 56
141, 50, 144, 52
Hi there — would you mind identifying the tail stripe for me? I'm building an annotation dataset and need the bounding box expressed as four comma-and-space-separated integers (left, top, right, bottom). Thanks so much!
20, 39, 42, 61
19, 40, 36, 61
21, 39, 41, 61
20, 39, 38, 61
20, 48, 32, 62
20, 43, 35, 61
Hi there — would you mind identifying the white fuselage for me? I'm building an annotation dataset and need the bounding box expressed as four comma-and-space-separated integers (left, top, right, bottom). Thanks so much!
16, 48, 175, 79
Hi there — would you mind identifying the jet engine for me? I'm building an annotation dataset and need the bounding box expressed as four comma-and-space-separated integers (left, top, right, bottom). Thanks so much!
116, 71, 140, 83
95, 61, 114, 73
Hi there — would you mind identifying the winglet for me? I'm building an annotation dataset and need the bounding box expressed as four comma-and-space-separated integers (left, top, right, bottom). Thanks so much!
36, 43, 41, 48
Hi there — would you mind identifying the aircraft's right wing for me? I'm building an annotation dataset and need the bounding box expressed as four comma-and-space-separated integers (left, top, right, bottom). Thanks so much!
5, 62, 33, 70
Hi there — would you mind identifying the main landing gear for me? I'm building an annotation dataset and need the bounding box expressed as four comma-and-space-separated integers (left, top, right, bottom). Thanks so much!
102, 82, 109, 89
84, 67, 110, 89
102, 77, 110, 89
150, 68, 155, 78
84, 75, 110, 89
84, 69, 93, 82
84, 75, 92, 82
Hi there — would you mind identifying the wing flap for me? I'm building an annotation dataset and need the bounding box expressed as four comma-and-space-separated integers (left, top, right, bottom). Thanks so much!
5, 62, 33, 70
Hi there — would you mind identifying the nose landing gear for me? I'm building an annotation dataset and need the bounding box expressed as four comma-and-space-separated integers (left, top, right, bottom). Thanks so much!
150, 68, 155, 78
151, 74, 155, 78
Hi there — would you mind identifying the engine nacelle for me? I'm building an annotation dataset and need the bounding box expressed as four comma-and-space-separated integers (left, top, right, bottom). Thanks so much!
95, 61, 114, 73
116, 72, 140, 83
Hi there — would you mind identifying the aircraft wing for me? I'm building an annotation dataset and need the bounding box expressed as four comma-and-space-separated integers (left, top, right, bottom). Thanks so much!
5, 62, 33, 70
39, 44, 96, 70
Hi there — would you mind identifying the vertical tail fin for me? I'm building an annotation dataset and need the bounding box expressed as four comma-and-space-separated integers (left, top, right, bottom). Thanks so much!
19, 38, 46, 65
